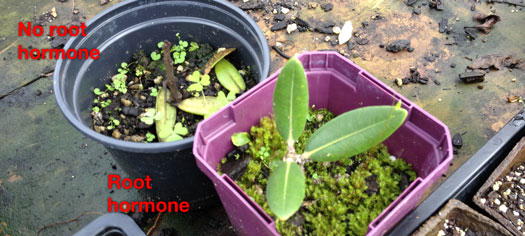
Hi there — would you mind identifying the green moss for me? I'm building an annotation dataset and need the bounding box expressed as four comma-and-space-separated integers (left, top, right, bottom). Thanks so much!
224, 108, 417, 235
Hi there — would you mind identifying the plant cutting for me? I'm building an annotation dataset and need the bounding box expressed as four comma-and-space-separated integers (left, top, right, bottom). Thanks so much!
218, 58, 417, 235
193, 51, 452, 236
90, 34, 256, 143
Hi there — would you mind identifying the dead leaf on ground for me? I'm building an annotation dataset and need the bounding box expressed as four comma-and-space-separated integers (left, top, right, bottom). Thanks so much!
507, 95, 520, 103
467, 13, 500, 34
7, 174, 22, 183
468, 54, 523, 70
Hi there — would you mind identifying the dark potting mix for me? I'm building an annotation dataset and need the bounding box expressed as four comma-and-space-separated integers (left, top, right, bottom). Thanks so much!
478, 163, 525, 235
219, 108, 417, 235
90, 34, 256, 143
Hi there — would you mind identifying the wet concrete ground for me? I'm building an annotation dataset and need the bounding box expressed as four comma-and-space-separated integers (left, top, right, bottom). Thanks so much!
0, 0, 524, 235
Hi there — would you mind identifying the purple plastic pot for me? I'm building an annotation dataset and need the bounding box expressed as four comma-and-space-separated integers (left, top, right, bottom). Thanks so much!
192, 52, 453, 235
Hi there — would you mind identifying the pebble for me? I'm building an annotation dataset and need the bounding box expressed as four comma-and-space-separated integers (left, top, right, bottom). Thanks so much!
177, 65, 184, 72
493, 181, 502, 191
332, 26, 341, 34
308, 2, 319, 9
321, 3, 334, 12
281, 7, 290, 14
438, 98, 442, 102
287, 23, 297, 34
512, 78, 517, 82
395, 78, 403, 87
499, 204, 508, 213
324, 36, 331, 42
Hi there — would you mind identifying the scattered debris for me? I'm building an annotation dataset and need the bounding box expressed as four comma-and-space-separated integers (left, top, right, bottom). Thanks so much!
272, 46, 291, 59
355, 37, 369, 45
308, 2, 319, 9
287, 23, 297, 34
459, 71, 485, 83
270, 21, 287, 31
402, 67, 429, 85
452, 133, 463, 148
386, 40, 411, 53
466, 13, 501, 34
438, 18, 448, 33
468, 54, 523, 70
50, 7, 58, 18
395, 78, 403, 87
429, 0, 444, 10
321, 3, 334, 12
338, 21, 353, 45
507, 95, 522, 103
477, 85, 484, 89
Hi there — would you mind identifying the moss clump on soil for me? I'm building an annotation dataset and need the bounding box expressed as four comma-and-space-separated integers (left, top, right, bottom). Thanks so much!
224, 108, 417, 235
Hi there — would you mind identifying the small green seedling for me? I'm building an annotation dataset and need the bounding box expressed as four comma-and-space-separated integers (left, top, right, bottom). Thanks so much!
150, 87, 159, 97
140, 108, 158, 125
231, 58, 408, 221
100, 100, 111, 108
216, 91, 236, 107
93, 88, 103, 96
92, 106, 100, 112
171, 33, 189, 64
145, 132, 156, 143
187, 71, 211, 95
231, 132, 250, 147
189, 42, 199, 52
112, 74, 128, 94
107, 116, 120, 130
118, 62, 129, 75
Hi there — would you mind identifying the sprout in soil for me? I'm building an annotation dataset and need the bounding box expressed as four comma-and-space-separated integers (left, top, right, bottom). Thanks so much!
145, 132, 156, 143
150, 87, 159, 97
187, 71, 211, 96
93, 88, 103, 96
231, 58, 408, 221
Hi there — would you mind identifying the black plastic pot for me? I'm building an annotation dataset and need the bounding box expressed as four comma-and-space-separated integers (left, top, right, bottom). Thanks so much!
54, 0, 270, 208
388, 108, 525, 235
73, 213, 145, 236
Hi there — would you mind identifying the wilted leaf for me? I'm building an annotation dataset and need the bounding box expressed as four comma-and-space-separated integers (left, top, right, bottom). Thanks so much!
204, 48, 236, 75
303, 104, 408, 162
468, 54, 523, 70
215, 59, 246, 94
178, 96, 223, 117
338, 21, 353, 45
469, 13, 500, 34
273, 57, 309, 146
231, 132, 250, 147
266, 160, 305, 221
155, 89, 178, 142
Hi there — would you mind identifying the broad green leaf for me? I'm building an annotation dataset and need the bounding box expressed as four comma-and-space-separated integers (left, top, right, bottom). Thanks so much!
151, 52, 161, 61
178, 96, 223, 117
226, 91, 236, 101
204, 48, 236, 75
189, 71, 201, 82
201, 74, 210, 86
303, 105, 408, 162
174, 122, 188, 136
157, 42, 164, 48
155, 89, 178, 142
165, 133, 183, 142
187, 83, 203, 92
266, 160, 305, 221
215, 59, 246, 94
273, 57, 309, 146
231, 132, 250, 147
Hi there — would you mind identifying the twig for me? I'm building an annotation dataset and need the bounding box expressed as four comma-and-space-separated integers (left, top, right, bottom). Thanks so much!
146, 212, 163, 236
162, 41, 183, 104
37, 212, 103, 235
272, 46, 291, 59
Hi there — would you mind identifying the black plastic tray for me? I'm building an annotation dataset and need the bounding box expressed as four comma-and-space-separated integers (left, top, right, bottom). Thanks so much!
388, 108, 525, 236
73, 213, 145, 236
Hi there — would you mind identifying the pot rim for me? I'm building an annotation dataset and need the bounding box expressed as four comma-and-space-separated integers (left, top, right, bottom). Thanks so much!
54, 0, 270, 153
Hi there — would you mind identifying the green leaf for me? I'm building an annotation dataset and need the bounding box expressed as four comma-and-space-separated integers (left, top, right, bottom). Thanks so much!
189, 71, 201, 82
273, 57, 309, 146
141, 116, 154, 125
178, 96, 223, 117
155, 89, 178, 142
157, 42, 164, 48
200, 74, 210, 86
303, 105, 408, 162
226, 91, 236, 101
204, 48, 236, 75
93, 88, 103, 96
215, 59, 246, 94
174, 122, 188, 136
187, 83, 203, 92
217, 91, 229, 107
266, 160, 305, 221
165, 133, 183, 142
151, 52, 161, 61
231, 132, 250, 147
189, 42, 199, 52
